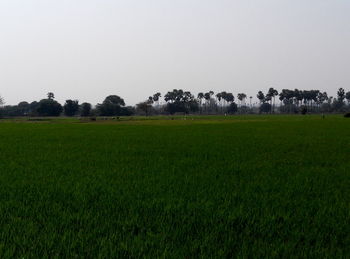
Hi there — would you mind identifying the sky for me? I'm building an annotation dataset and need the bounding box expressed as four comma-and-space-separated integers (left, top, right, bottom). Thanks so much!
0, 0, 349, 105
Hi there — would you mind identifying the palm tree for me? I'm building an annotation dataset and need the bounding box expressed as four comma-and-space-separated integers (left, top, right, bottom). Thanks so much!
216, 92, 222, 103
152, 92, 161, 103
257, 91, 265, 104
294, 89, 303, 107
220, 91, 227, 107
152, 92, 161, 109
224, 93, 234, 104
197, 92, 204, 114
204, 91, 214, 114
216, 93, 222, 113
164, 90, 176, 103
267, 88, 278, 113
237, 93, 247, 107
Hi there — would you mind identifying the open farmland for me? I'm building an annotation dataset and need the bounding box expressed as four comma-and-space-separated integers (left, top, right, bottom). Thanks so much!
0, 115, 349, 258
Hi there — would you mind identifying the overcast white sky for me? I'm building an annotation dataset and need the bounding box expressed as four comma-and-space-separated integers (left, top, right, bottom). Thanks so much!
0, 0, 349, 105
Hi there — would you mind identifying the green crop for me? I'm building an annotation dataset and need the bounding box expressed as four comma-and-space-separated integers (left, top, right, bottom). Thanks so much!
0, 115, 349, 258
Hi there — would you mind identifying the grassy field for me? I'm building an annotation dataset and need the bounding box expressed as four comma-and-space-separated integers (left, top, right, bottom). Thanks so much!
0, 115, 349, 258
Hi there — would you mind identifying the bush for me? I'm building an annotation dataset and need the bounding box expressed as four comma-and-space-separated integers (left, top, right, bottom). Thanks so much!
259, 103, 272, 113
227, 103, 238, 114
300, 106, 307, 115
344, 112, 350, 118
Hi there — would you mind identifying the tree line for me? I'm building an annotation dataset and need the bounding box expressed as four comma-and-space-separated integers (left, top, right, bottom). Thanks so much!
0, 88, 350, 117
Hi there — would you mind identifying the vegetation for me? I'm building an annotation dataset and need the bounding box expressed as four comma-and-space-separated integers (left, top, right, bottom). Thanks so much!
80, 102, 92, 117
1, 87, 350, 117
37, 99, 63, 117
63, 100, 79, 116
0, 115, 348, 257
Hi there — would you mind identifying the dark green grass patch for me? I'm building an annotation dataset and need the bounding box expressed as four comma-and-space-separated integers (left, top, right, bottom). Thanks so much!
0, 116, 349, 258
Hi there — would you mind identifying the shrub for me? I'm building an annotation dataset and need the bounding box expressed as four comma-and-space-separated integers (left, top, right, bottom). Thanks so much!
259, 103, 272, 113
300, 106, 307, 115
227, 102, 238, 114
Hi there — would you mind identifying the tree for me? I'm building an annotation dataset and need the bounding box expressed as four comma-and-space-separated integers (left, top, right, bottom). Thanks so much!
197, 92, 204, 104
316, 92, 328, 110
216, 92, 222, 112
37, 99, 63, 116
237, 93, 247, 107
29, 101, 39, 116
332, 88, 346, 112
0, 95, 4, 106
257, 91, 265, 104
337, 88, 345, 102
197, 92, 204, 114
216, 92, 222, 103
203, 91, 214, 113
152, 93, 161, 102
47, 92, 55, 100
63, 100, 79, 116
136, 101, 153, 116
97, 95, 126, 116
346, 92, 350, 104
279, 89, 296, 113
294, 89, 303, 107
80, 103, 92, 117
310, 90, 320, 111
224, 93, 234, 104
17, 101, 30, 116
120, 106, 135, 116
164, 89, 197, 114
204, 92, 212, 103
152, 92, 161, 107
267, 88, 278, 113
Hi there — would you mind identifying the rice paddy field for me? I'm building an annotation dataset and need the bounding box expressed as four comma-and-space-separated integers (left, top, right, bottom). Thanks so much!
0, 115, 349, 258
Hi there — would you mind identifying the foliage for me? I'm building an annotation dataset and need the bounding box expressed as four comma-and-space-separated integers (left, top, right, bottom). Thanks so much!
97, 95, 126, 116
1, 87, 350, 117
165, 102, 186, 115
337, 88, 345, 102
47, 92, 55, 100
80, 103, 92, 117
332, 100, 346, 112
300, 105, 308, 115
136, 101, 154, 116
227, 102, 238, 114
119, 106, 135, 116
164, 89, 198, 114
64, 100, 79, 116
37, 99, 63, 116
259, 103, 272, 113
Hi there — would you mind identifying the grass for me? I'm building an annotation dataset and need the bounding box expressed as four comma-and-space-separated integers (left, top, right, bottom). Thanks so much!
0, 115, 349, 258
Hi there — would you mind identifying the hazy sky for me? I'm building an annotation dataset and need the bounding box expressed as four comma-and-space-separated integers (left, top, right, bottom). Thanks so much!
1, 0, 349, 105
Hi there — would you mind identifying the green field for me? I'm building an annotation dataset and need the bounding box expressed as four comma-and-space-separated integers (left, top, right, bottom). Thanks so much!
0, 115, 349, 258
